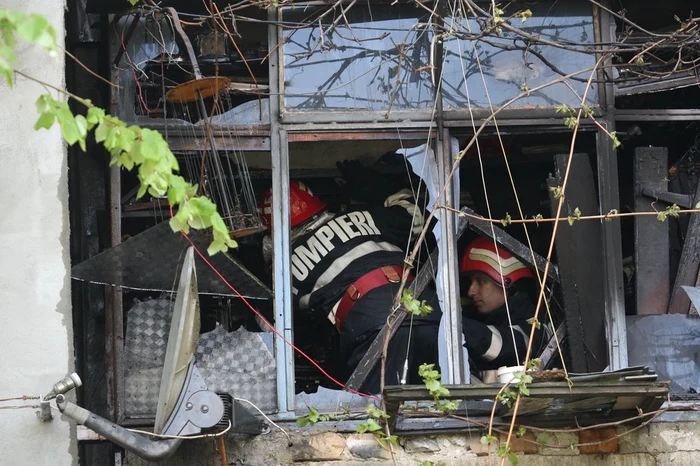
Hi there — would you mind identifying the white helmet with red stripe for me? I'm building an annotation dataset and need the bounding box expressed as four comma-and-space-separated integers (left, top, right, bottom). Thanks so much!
460, 237, 534, 287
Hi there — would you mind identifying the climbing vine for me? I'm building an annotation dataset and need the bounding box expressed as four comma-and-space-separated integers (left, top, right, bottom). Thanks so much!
418, 363, 459, 414
399, 289, 434, 317
1, 8, 236, 255
356, 404, 398, 448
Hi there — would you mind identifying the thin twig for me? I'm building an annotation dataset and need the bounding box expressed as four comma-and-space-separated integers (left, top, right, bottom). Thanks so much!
62, 47, 122, 89
438, 205, 700, 224
498, 55, 605, 466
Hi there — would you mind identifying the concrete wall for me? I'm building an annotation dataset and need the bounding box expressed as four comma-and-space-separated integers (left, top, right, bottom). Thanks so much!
0, 1, 76, 465
124, 418, 700, 466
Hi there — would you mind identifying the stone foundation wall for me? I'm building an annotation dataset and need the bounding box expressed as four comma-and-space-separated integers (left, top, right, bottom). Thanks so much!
124, 418, 700, 466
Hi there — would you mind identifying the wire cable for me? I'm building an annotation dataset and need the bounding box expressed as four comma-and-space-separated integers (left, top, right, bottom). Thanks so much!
234, 397, 292, 443
170, 207, 380, 403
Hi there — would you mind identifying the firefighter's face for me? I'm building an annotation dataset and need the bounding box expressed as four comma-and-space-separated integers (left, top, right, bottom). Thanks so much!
467, 273, 506, 314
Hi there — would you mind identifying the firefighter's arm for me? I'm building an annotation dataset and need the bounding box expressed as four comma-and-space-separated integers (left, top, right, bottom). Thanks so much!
462, 318, 531, 370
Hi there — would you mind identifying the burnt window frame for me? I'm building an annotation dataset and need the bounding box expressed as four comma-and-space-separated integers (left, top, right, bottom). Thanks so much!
101, 1, 628, 424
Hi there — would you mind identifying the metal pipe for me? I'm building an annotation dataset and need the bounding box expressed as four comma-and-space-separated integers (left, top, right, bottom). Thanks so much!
56, 395, 183, 462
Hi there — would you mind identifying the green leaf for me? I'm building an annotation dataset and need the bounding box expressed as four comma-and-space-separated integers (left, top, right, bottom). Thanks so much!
207, 239, 226, 256
86, 106, 105, 129
507, 451, 519, 465
610, 131, 622, 150
74, 114, 88, 151
0, 60, 13, 86
418, 300, 433, 317
518, 9, 532, 23
500, 212, 512, 227
365, 418, 383, 432
519, 384, 530, 396
365, 404, 389, 419
667, 203, 681, 218
210, 212, 230, 235
94, 121, 109, 143
425, 379, 442, 393
189, 196, 217, 218
139, 128, 166, 161
526, 317, 541, 330
59, 116, 80, 146
167, 175, 190, 205
34, 112, 55, 130
307, 407, 320, 424
34, 94, 50, 114
169, 216, 187, 233
527, 358, 542, 370
563, 116, 578, 129
16, 14, 56, 51
497, 443, 508, 457
127, 0, 140, 5
119, 152, 134, 171
437, 400, 459, 413
418, 363, 439, 380
480, 435, 497, 445
401, 288, 422, 315
516, 426, 527, 437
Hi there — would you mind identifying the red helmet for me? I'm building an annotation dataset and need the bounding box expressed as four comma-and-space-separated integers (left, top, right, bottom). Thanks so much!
460, 237, 535, 287
260, 180, 327, 232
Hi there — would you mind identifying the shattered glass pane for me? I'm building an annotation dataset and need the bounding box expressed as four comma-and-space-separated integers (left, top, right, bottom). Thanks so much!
442, 1, 598, 109
282, 4, 434, 111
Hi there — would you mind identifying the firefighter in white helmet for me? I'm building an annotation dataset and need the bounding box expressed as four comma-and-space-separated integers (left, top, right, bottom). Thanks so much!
460, 237, 547, 381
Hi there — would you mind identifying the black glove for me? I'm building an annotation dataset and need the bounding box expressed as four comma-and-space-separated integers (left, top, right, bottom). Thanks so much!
336, 159, 397, 204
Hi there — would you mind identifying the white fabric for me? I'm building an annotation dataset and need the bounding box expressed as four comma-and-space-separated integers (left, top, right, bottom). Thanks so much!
399, 138, 466, 383
384, 189, 425, 235
483, 325, 504, 361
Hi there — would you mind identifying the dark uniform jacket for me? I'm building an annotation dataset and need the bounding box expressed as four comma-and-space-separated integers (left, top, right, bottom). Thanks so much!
290, 190, 425, 327
462, 293, 545, 371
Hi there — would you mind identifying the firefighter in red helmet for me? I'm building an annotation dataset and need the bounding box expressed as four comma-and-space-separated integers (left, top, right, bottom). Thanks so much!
460, 237, 547, 381
260, 164, 441, 394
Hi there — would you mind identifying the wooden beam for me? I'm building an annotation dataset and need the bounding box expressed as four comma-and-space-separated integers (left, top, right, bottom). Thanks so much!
668, 174, 700, 314
634, 147, 670, 314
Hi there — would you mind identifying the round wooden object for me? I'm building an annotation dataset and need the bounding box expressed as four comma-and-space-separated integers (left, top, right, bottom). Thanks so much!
165, 76, 232, 103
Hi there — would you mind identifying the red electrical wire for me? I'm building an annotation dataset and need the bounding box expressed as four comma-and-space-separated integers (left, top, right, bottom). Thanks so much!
120, 17, 160, 115
171, 212, 380, 402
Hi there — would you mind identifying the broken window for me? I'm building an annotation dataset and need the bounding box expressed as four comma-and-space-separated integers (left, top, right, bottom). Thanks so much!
442, 0, 599, 110
282, 4, 435, 111
68, 5, 700, 457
